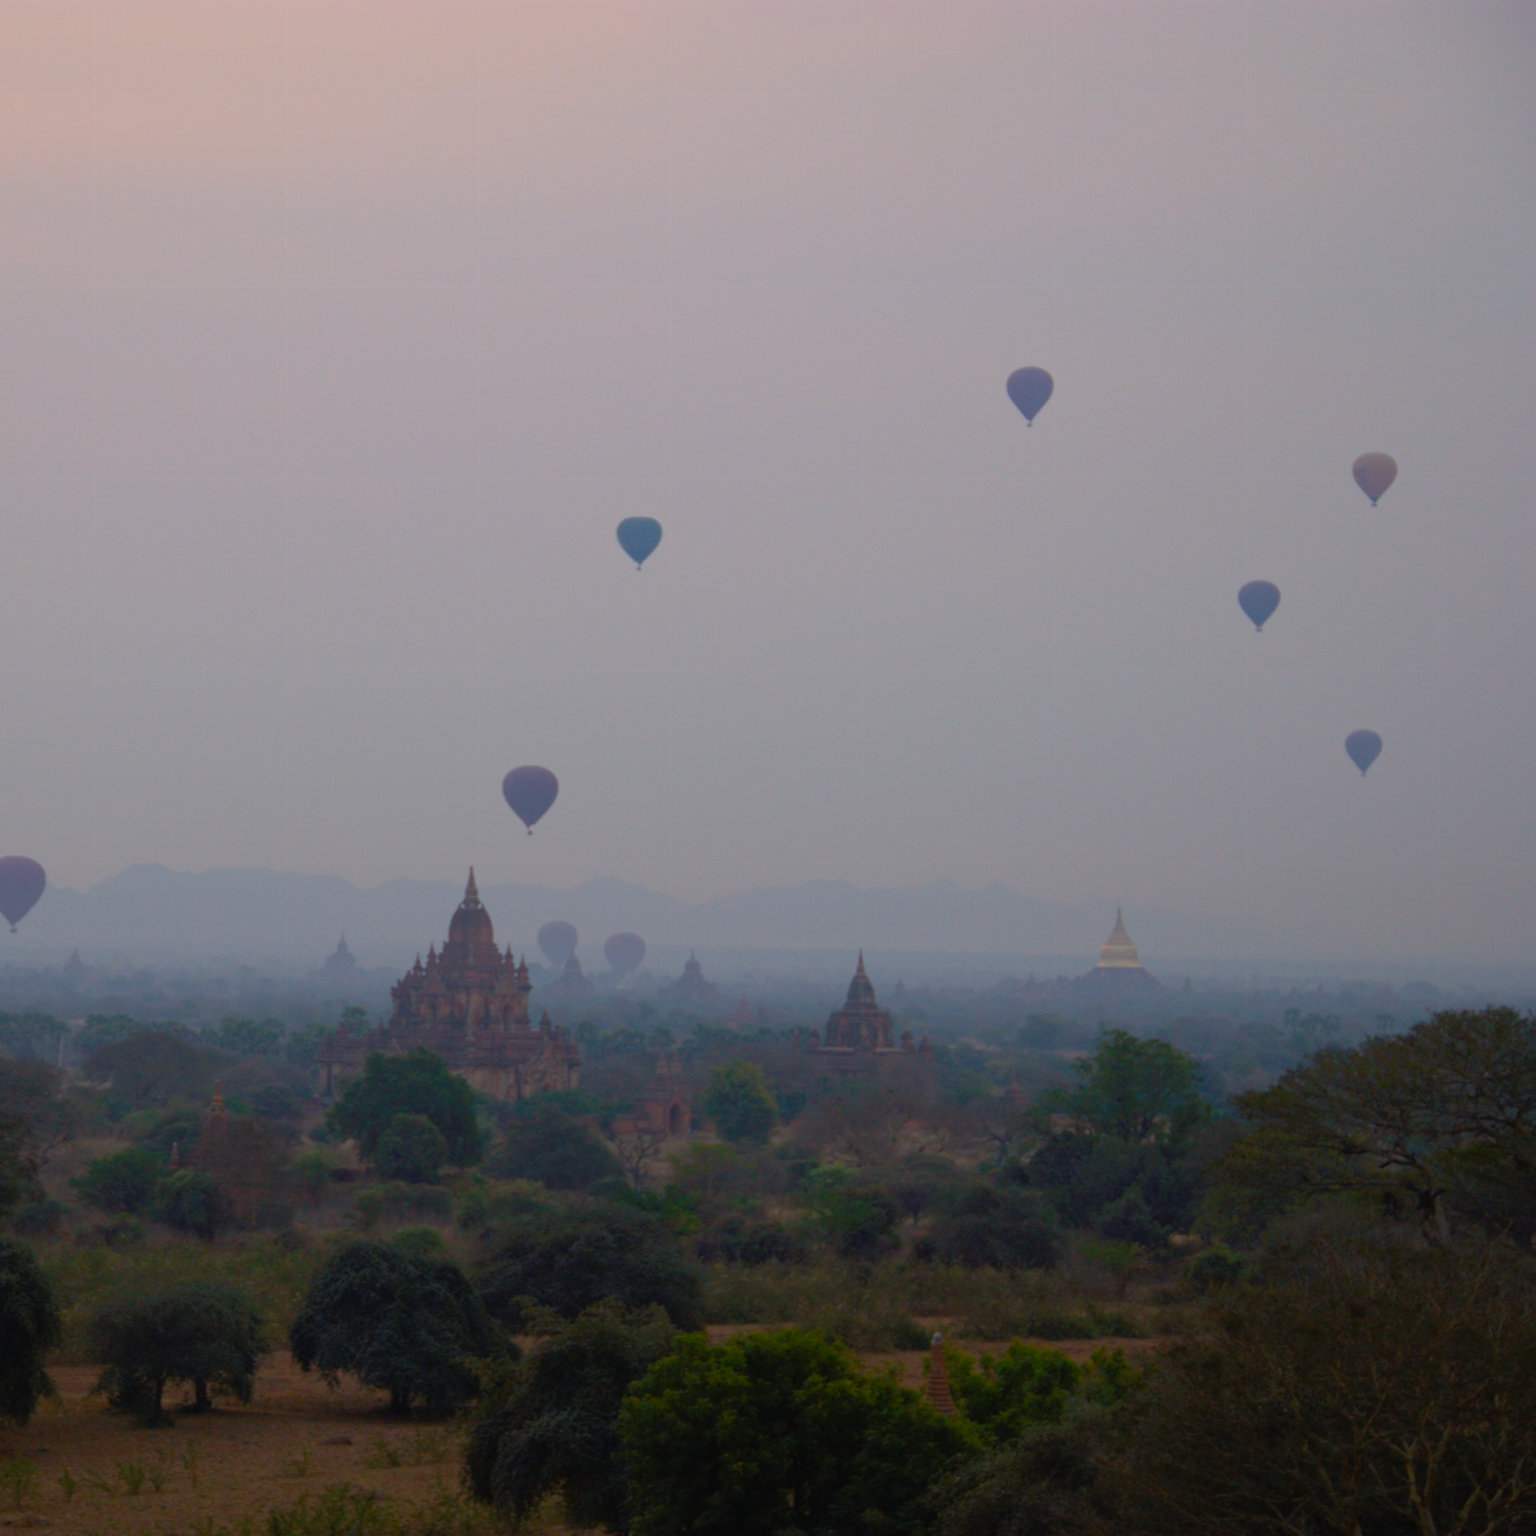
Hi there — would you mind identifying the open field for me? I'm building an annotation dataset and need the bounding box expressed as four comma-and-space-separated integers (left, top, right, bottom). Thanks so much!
0, 1326, 1161, 1536
0, 1357, 484, 1536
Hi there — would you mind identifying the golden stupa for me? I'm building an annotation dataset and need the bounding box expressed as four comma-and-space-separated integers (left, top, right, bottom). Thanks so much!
1095, 908, 1142, 970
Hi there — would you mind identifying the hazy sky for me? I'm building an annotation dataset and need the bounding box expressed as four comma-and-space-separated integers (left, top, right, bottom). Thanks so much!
3, 2, 1534, 964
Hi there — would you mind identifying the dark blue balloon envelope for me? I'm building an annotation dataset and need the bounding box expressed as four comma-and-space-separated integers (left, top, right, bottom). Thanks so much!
1005, 366, 1054, 424
616, 516, 663, 568
1345, 730, 1383, 777
502, 766, 559, 834
1238, 580, 1281, 632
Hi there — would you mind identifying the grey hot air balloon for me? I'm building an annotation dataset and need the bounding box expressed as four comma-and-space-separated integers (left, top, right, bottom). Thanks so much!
1352, 453, 1398, 506
538, 920, 578, 969
604, 932, 646, 978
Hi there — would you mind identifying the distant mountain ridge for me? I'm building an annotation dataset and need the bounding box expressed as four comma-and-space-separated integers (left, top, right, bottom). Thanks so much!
5, 864, 1323, 970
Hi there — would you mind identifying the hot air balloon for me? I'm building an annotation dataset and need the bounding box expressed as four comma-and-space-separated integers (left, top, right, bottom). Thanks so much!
502, 766, 559, 834
538, 920, 578, 969
1238, 580, 1281, 632
1345, 730, 1383, 777
604, 931, 646, 978
1006, 366, 1054, 425
616, 517, 663, 569
1352, 453, 1397, 506
0, 856, 46, 933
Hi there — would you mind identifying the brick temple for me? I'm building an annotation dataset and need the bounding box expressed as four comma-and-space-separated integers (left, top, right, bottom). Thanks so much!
318, 869, 580, 1102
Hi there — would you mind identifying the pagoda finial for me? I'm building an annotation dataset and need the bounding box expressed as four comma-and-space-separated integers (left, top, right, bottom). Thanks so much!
856, 949, 867, 974
463, 867, 481, 907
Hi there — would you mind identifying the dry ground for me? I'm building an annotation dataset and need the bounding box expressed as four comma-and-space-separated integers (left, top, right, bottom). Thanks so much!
0, 1355, 481, 1536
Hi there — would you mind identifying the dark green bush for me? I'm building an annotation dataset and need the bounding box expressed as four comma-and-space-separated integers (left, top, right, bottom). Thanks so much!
72, 1146, 165, 1214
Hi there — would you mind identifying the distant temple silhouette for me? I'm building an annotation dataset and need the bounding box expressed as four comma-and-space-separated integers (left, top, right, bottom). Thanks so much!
320, 935, 359, 978
807, 952, 929, 1073
660, 952, 718, 1006
318, 870, 580, 1101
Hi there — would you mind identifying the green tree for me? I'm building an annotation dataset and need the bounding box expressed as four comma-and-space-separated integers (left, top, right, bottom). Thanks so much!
0, 1113, 40, 1224
486, 1102, 624, 1191
1221, 1006, 1536, 1244
1109, 1228, 1536, 1536
919, 1185, 1062, 1270
945, 1342, 1082, 1443
0, 1237, 61, 1426
290, 1241, 503, 1415
83, 1030, 216, 1113
149, 1168, 233, 1240
327, 1049, 483, 1167
619, 1327, 976, 1536
465, 1302, 676, 1533
210, 1016, 284, 1058
478, 1205, 703, 1329
71, 1146, 165, 1214
702, 1060, 777, 1145
1048, 1030, 1210, 1147
373, 1112, 449, 1184
0, 1058, 76, 1168
89, 1282, 267, 1424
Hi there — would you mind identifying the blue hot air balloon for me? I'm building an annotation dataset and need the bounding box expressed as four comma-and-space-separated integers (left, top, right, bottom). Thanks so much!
502, 766, 559, 834
1005, 367, 1054, 425
616, 517, 663, 569
1345, 730, 1383, 777
1352, 453, 1397, 506
1238, 581, 1281, 632
0, 856, 45, 933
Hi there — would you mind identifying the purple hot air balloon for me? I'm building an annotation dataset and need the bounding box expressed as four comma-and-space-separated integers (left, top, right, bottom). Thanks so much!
0, 856, 46, 933
538, 920, 578, 968
604, 931, 646, 978
1237, 580, 1281, 632
502, 766, 559, 834
1352, 453, 1398, 506
1005, 366, 1054, 426
1345, 730, 1383, 777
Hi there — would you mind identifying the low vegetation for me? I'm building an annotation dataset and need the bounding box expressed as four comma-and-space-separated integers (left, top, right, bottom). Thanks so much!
2, 1003, 1533, 1534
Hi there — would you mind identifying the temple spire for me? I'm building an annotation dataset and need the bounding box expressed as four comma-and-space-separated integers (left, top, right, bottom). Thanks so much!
463, 867, 481, 908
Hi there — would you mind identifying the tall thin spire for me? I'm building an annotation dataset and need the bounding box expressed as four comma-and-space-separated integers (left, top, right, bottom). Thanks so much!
463, 867, 481, 907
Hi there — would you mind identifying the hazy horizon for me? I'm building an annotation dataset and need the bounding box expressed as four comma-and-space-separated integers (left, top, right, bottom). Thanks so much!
4, 4, 1534, 971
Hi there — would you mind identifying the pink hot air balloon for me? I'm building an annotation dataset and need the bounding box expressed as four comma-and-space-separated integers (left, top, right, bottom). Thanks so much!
0, 856, 46, 932
502, 766, 559, 835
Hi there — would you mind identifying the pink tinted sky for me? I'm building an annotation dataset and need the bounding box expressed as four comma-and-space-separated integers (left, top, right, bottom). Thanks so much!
2, 2, 1534, 962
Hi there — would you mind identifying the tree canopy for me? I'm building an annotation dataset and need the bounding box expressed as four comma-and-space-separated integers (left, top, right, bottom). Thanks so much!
0, 1236, 61, 1425
327, 1049, 483, 1167
619, 1327, 975, 1536
465, 1302, 676, 1534
485, 1101, 624, 1191
1221, 1006, 1536, 1243
89, 1282, 266, 1424
478, 1204, 704, 1330
1048, 1029, 1211, 1146
702, 1059, 777, 1144
290, 1241, 504, 1415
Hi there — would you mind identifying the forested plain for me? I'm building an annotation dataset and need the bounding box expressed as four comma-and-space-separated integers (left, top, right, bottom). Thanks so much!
2, 992, 1535, 1536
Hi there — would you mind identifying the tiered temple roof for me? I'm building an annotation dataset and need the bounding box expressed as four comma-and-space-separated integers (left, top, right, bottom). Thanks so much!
318, 870, 580, 1102
808, 952, 929, 1071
